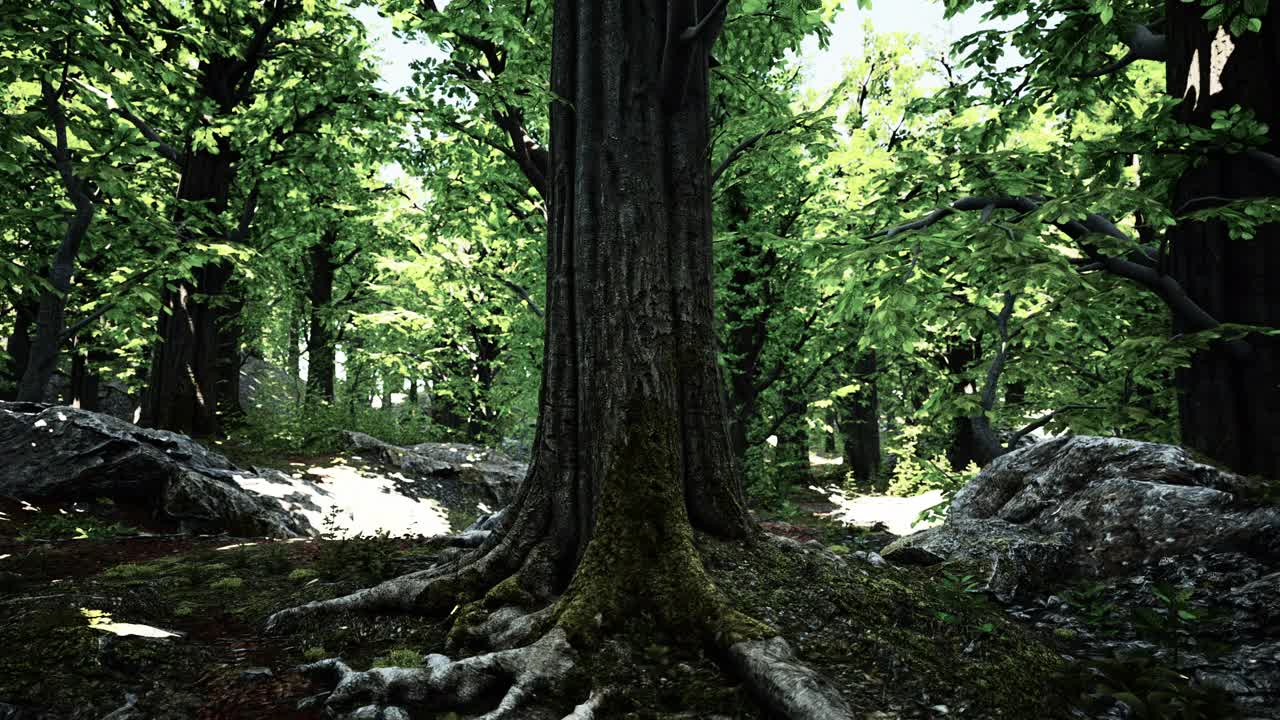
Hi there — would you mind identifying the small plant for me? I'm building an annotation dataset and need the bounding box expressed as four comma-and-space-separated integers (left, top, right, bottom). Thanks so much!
1134, 583, 1201, 662
288, 568, 319, 582
210, 576, 244, 591
173, 602, 196, 617
303, 646, 329, 662
1064, 582, 1121, 633
256, 543, 294, 574
372, 648, 424, 668
102, 562, 165, 581
316, 531, 401, 582
1060, 653, 1239, 720
17, 512, 134, 541
933, 571, 994, 633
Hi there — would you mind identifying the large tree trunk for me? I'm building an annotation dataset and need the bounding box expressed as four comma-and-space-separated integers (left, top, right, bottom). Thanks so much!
1166, 3, 1280, 478
267, 5, 850, 716
840, 351, 881, 488
306, 235, 337, 404
144, 140, 236, 436
18, 199, 95, 402
144, 56, 246, 437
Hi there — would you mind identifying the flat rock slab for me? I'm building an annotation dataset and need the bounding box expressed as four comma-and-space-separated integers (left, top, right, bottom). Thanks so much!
0, 402, 310, 538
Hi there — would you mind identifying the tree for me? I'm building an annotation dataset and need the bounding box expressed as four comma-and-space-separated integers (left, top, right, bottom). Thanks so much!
1164, 0, 1279, 477
265, 2, 851, 716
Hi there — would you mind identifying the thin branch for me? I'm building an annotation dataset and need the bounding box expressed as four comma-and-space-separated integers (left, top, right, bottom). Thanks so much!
1006, 404, 1102, 447
1074, 24, 1167, 79
869, 195, 1247, 357
112, 104, 183, 165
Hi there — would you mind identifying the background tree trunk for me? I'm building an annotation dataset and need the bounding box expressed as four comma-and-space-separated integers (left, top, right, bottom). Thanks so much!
3, 299, 36, 401
840, 351, 881, 488
18, 199, 95, 403
306, 236, 337, 404
144, 140, 236, 436
1166, 2, 1280, 478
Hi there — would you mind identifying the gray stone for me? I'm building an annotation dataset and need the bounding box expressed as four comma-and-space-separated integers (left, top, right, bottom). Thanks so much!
887, 435, 1280, 717
341, 431, 525, 505
0, 402, 312, 538
881, 518, 1072, 598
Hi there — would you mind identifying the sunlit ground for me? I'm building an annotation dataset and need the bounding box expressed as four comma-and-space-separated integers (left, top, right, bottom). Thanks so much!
81, 608, 180, 638
228, 458, 455, 539
807, 453, 943, 536
822, 487, 944, 536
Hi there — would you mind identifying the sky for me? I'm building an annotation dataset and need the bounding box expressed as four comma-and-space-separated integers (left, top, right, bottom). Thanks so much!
353, 1, 995, 94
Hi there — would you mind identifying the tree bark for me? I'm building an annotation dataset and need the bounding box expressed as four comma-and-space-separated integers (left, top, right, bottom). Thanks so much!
943, 342, 984, 470
3, 299, 36, 401
840, 351, 881, 488
1166, 2, 1280, 478
306, 234, 337, 404
143, 132, 236, 436
18, 198, 95, 402
69, 350, 100, 412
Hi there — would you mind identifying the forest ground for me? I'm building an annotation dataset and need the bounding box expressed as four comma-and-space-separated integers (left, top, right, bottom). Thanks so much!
0, 451, 1072, 720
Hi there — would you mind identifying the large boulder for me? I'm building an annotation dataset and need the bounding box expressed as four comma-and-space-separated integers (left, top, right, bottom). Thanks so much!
883, 436, 1280, 592
883, 436, 1280, 717
0, 402, 312, 538
340, 431, 525, 506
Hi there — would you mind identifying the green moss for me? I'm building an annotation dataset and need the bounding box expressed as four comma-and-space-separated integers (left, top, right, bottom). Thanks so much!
101, 561, 167, 580
173, 602, 196, 617
303, 646, 329, 662
209, 576, 244, 591
288, 568, 319, 582
372, 647, 423, 668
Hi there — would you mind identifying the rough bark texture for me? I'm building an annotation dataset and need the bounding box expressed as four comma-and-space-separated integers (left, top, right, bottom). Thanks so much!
1166, 2, 1280, 478
306, 234, 337, 404
3, 299, 35, 400
144, 137, 236, 436
840, 351, 881, 488
268, 4, 852, 717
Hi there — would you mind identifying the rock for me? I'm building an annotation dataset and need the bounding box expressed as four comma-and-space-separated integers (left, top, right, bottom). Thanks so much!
882, 518, 1072, 598
886, 435, 1280, 717
340, 431, 525, 505
239, 667, 274, 682
0, 402, 312, 538
891, 436, 1280, 590
239, 354, 299, 415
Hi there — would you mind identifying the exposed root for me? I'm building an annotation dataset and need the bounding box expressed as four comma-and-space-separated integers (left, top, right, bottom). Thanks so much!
561, 689, 610, 719
727, 636, 853, 720
263, 569, 441, 633
300, 627, 579, 719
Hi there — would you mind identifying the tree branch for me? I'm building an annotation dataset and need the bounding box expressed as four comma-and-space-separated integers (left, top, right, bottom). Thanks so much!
870, 195, 1247, 356
1074, 24, 1167, 79
112, 104, 183, 166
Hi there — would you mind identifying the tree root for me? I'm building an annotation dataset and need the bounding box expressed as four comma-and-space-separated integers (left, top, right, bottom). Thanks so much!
299, 628, 580, 720
263, 568, 441, 634
727, 636, 853, 720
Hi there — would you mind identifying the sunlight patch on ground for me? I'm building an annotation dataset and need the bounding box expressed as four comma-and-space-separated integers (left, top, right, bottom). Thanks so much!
821, 487, 945, 536
229, 464, 453, 539
81, 608, 180, 638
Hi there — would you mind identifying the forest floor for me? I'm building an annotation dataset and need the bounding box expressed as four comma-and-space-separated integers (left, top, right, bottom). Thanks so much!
0, 450, 1076, 720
